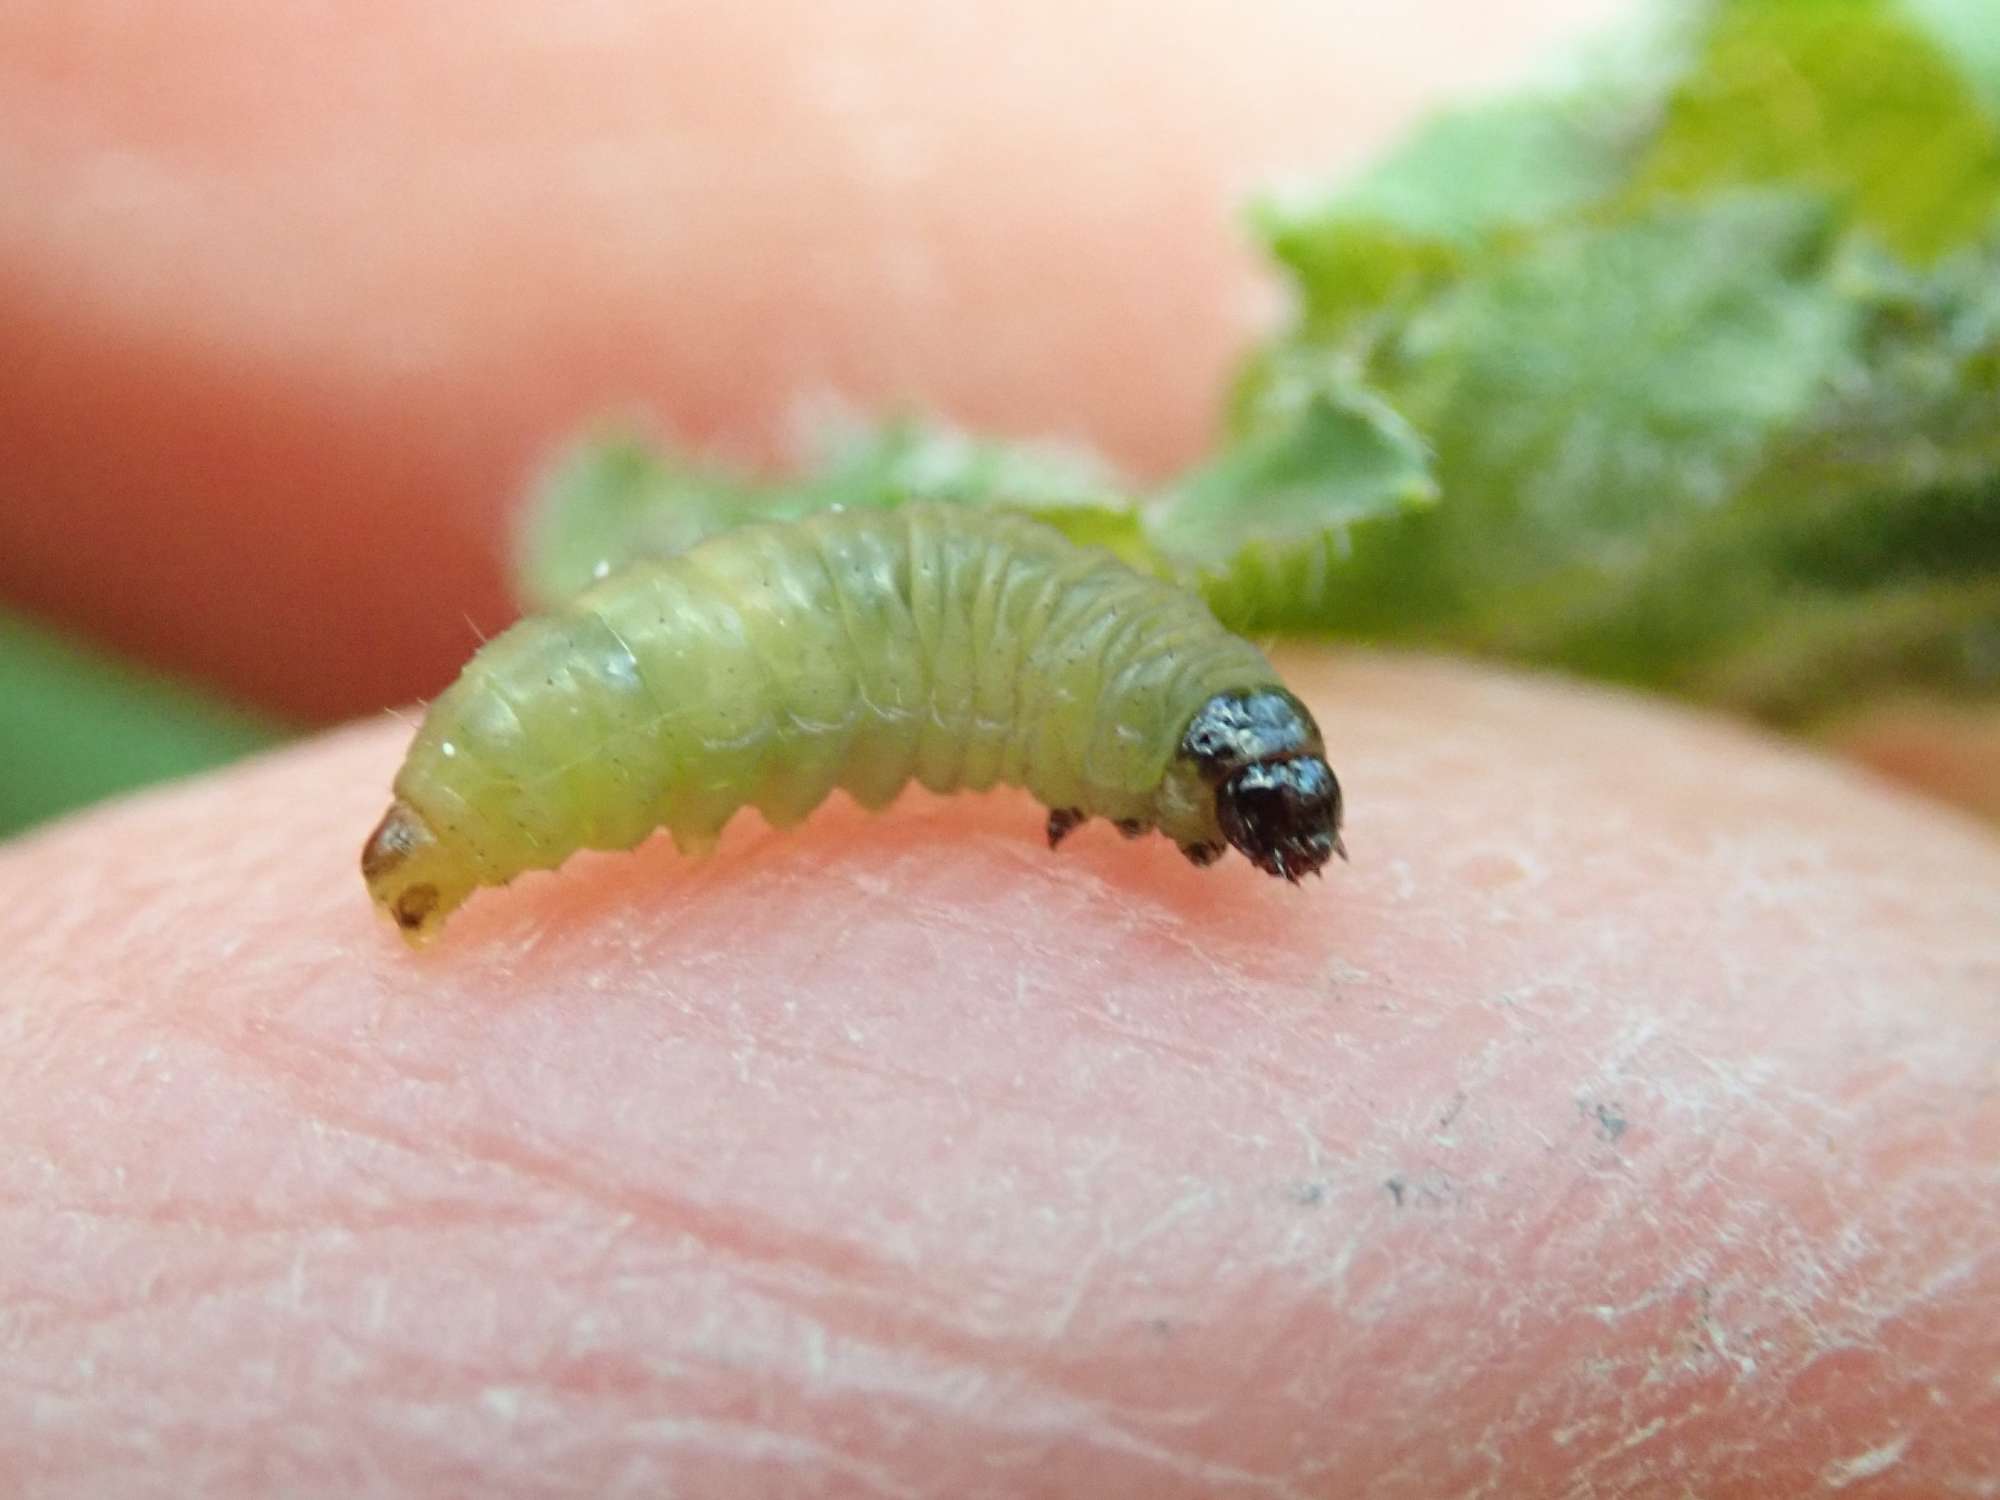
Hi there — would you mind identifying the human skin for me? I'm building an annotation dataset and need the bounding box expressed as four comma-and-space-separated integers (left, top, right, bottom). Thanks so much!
3, 1, 1999, 1495
1828, 702, 2000, 827
4, 653, 1998, 1497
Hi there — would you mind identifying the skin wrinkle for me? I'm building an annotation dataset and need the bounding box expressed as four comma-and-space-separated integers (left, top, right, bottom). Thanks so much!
3, 654, 1999, 1494
186, 1240, 1284, 1496
153, 995, 1353, 1447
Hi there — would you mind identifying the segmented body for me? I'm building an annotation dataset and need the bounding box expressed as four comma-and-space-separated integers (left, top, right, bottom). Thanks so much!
364, 505, 1337, 942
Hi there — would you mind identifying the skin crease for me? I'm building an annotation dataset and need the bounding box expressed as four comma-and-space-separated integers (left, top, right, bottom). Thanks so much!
1, 1, 1998, 1495
3, 652, 1999, 1498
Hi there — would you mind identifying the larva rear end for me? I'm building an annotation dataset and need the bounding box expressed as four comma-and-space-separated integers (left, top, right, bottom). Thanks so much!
361, 798, 480, 943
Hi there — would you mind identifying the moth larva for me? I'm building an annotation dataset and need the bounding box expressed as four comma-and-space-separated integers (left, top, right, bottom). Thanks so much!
363, 505, 1344, 944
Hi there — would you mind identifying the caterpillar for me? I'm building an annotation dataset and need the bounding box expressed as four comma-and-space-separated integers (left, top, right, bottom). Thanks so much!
363, 505, 1344, 944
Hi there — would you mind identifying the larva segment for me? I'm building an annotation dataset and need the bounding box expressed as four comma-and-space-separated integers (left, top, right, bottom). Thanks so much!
363, 505, 1343, 944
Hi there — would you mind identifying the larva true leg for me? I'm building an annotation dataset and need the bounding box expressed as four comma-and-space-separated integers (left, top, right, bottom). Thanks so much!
1046, 807, 1086, 848
1114, 818, 1149, 839
1179, 841, 1224, 867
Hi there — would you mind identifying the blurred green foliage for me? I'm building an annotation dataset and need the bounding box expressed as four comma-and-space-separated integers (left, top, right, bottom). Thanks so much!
0, 607, 284, 839
1243, 0, 2000, 723
516, 418, 1142, 610
524, 0, 2000, 743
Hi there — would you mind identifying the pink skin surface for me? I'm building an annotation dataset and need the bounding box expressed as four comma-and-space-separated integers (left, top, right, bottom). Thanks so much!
4, 2, 1999, 1493
4, 651, 1997, 1497
1829, 704, 2000, 827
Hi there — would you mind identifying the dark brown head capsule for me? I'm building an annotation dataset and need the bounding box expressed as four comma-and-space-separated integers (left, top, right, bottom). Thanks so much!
1178, 689, 1345, 882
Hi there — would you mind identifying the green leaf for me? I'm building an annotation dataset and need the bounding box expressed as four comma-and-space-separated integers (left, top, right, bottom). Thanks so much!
1903, 0, 2000, 116
1519, 468, 2000, 698
1371, 191, 1859, 637
1278, 95, 1635, 243
514, 427, 769, 611
513, 417, 1158, 608
1513, 228, 2000, 699
517, 392, 1440, 639
1695, 574, 2000, 724
1631, 0, 2000, 260
1150, 374, 1438, 631
781, 417, 1165, 569
1343, 202, 2000, 701
1249, 214, 1462, 345
796, 415, 1129, 516
1776, 227, 2000, 493
1251, 91, 1640, 338
0, 608, 285, 839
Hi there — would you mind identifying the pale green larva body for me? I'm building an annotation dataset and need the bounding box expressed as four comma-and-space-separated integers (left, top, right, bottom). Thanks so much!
364, 505, 1343, 943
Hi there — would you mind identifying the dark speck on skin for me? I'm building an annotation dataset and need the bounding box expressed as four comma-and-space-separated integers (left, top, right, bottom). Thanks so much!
1293, 1182, 1326, 1207
1584, 1101, 1629, 1144
1383, 1170, 1455, 1209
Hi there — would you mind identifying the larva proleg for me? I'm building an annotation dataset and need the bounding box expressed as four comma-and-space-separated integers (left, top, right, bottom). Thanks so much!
363, 506, 1343, 944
